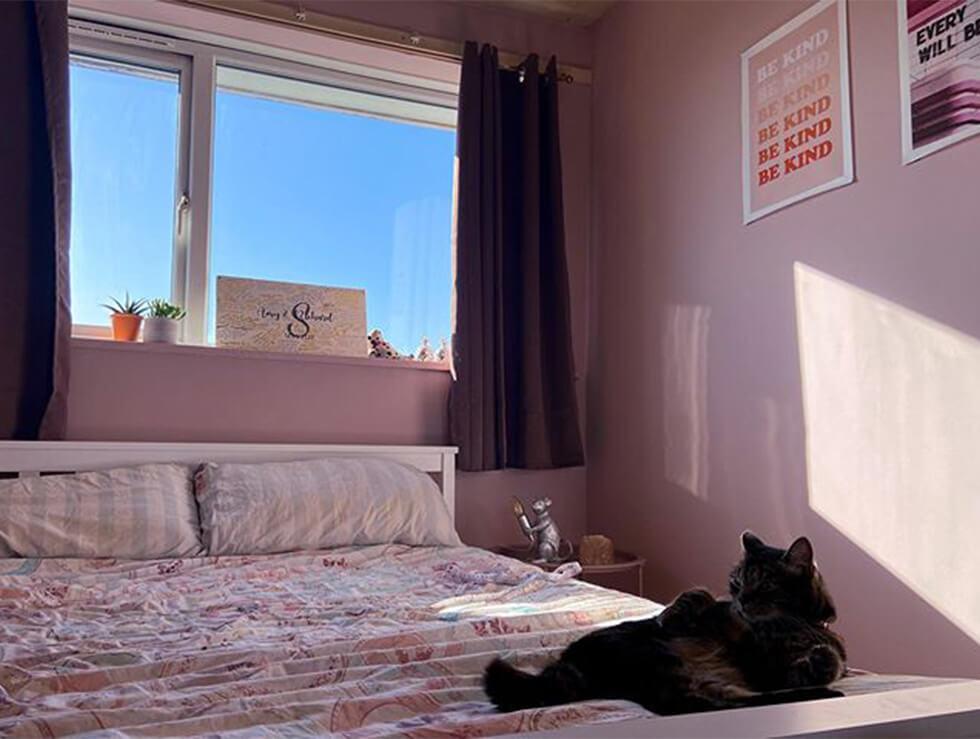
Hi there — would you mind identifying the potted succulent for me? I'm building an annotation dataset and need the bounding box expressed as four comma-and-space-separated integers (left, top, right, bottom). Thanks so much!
102, 293, 148, 342
143, 299, 186, 344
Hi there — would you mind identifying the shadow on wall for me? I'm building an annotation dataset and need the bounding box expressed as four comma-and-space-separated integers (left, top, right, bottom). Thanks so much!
606, 265, 980, 678
795, 263, 980, 646
586, 264, 980, 675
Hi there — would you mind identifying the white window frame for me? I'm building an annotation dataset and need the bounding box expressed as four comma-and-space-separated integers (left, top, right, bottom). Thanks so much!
68, 14, 458, 346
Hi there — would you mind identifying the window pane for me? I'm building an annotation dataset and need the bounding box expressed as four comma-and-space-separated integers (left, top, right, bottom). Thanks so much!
210, 67, 456, 356
69, 55, 180, 326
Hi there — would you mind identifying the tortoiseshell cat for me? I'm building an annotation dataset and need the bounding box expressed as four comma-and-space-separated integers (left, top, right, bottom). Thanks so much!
484, 532, 846, 715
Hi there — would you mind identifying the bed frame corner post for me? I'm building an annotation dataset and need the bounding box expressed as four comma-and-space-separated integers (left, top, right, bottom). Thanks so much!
441, 450, 456, 523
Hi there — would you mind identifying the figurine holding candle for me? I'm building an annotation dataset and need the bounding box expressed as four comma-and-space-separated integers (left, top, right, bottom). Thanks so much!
511, 496, 572, 564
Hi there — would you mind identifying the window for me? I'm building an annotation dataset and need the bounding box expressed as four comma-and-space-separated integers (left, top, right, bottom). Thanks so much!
68, 19, 457, 357
209, 67, 455, 351
69, 53, 184, 328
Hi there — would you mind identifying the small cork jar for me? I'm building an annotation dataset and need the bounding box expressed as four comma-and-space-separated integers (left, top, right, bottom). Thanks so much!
579, 534, 615, 565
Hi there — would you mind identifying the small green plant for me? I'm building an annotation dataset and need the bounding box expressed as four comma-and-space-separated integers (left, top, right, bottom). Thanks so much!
101, 293, 148, 316
147, 299, 186, 320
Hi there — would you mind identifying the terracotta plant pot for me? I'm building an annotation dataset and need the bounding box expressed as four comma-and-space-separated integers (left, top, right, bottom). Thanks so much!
143, 316, 181, 344
110, 313, 143, 342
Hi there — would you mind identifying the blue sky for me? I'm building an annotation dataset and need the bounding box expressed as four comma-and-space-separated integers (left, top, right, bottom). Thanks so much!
69, 64, 178, 324
70, 62, 455, 355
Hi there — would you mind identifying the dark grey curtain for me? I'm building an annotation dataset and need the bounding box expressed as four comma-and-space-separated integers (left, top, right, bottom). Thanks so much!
0, 1, 71, 440
450, 42, 583, 472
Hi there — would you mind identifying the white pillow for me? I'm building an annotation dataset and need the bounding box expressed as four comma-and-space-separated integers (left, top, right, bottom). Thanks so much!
0, 463, 203, 559
195, 456, 461, 555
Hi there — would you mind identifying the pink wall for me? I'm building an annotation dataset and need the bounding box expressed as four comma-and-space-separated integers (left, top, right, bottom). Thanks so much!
590, 0, 980, 677
66, 0, 592, 551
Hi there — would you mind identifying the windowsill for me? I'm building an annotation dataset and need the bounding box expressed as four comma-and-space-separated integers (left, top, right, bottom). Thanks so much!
71, 336, 452, 373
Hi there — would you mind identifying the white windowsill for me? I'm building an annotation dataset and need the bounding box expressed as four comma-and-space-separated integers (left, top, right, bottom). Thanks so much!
71, 336, 452, 373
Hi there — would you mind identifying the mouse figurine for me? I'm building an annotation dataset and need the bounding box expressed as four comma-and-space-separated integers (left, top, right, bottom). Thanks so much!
511, 496, 573, 564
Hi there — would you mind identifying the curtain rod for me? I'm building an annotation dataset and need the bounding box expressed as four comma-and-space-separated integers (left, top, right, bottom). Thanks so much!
175, 0, 593, 85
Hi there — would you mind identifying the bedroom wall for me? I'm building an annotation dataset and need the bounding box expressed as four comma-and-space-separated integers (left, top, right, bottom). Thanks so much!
64, 0, 593, 550
589, 0, 980, 678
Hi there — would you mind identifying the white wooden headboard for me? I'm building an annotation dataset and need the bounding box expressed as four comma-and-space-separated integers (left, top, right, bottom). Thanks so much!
0, 441, 458, 521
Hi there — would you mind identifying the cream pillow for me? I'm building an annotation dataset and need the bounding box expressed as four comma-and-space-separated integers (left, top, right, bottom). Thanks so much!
195, 456, 461, 555
0, 463, 203, 559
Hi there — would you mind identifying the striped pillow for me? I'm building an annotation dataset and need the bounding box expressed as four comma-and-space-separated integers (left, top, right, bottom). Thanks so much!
195, 456, 461, 555
0, 463, 204, 559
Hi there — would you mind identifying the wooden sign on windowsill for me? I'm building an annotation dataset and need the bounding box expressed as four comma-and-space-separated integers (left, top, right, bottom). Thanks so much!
215, 276, 366, 357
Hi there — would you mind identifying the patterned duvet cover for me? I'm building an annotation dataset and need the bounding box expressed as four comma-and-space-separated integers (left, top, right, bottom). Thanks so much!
0, 546, 661, 737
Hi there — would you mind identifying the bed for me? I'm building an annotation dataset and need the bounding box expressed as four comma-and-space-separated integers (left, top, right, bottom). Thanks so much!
1, 441, 978, 738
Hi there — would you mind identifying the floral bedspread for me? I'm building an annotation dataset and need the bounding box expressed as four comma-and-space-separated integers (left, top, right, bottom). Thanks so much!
0, 546, 661, 737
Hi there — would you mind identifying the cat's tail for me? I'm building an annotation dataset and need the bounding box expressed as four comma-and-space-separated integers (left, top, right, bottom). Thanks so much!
483, 657, 587, 712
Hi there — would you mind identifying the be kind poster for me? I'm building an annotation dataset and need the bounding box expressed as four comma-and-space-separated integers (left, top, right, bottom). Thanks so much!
741, 0, 853, 224
898, 0, 980, 163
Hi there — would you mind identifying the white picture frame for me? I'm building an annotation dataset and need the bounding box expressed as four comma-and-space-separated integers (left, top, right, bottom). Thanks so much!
897, 0, 980, 164
741, 0, 854, 224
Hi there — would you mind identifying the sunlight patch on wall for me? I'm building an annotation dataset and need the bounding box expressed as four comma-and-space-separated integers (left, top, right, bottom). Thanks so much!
662, 304, 710, 500
795, 263, 980, 643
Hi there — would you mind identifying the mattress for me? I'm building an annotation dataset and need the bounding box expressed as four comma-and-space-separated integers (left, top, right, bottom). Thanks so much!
0, 546, 966, 737
0, 546, 660, 736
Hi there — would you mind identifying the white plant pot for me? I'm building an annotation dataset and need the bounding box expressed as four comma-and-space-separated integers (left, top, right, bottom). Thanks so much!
143, 317, 181, 344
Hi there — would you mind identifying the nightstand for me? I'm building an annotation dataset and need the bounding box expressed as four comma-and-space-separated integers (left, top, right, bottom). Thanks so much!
493, 544, 646, 597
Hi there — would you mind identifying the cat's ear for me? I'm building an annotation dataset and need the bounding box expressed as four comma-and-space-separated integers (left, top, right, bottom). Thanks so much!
741, 531, 766, 554
785, 536, 814, 570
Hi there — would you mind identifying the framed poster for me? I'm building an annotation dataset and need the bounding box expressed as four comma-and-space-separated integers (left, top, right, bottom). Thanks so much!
741, 0, 854, 224
215, 276, 366, 357
898, 0, 980, 163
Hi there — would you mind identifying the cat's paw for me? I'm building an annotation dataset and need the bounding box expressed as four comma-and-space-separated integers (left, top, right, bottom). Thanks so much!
676, 588, 716, 611
807, 644, 844, 683
659, 588, 715, 631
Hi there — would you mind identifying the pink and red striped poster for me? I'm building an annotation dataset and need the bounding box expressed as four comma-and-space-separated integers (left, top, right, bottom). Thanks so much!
898, 0, 980, 162
741, 0, 853, 224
